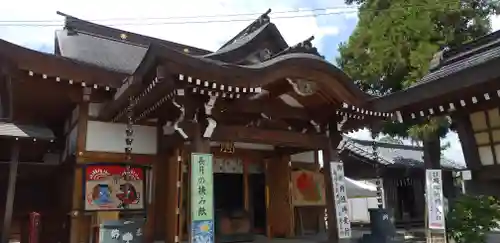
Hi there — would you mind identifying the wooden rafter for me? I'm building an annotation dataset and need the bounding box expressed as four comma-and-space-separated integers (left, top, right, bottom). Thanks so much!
176, 122, 329, 149
216, 98, 310, 121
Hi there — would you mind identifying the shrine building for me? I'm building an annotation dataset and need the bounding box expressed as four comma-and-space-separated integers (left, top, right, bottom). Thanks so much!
0, 10, 395, 243
370, 29, 500, 196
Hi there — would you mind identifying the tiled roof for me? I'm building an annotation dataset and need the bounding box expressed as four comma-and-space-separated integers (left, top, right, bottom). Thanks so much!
55, 13, 287, 74
413, 30, 500, 87
0, 122, 55, 141
341, 137, 465, 170
56, 30, 148, 74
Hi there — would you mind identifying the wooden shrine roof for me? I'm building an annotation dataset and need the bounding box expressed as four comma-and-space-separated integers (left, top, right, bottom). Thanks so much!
0, 10, 395, 138
55, 10, 290, 73
0, 38, 124, 88
58, 11, 211, 55
370, 30, 500, 122
84, 9, 394, 131
0, 122, 55, 141
101, 42, 378, 125
340, 137, 464, 170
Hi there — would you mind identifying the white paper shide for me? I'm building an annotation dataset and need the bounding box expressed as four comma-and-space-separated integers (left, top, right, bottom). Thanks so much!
426, 169, 446, 230
330, 162, 351, 239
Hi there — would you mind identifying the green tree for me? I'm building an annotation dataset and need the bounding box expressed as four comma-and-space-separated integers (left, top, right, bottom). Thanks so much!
337, 0, 499, 152
447, 195, 500, 243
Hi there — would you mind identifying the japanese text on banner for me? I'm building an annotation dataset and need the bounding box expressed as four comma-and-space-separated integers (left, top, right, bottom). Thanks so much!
426, 169, 445, 230
330, 162, 351, 239
191, 153, 214, 221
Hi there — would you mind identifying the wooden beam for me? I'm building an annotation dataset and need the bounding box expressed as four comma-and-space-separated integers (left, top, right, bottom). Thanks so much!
1, 142, 20, 243
77, 151, 155, 165
98, 76, 141, 120
473, 166, 500, 180
178, 122, 329, 149
132, 69, 175, 122
217, 98, 310, 121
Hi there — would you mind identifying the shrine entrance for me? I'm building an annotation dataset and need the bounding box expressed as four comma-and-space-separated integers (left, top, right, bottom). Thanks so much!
212, 154, 267, 242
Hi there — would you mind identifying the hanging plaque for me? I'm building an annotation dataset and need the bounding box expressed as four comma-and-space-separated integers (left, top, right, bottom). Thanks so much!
426, 169, 446, 230
190, 153, 215, 243
330, 162, 351, 239
84, 164, 145, 211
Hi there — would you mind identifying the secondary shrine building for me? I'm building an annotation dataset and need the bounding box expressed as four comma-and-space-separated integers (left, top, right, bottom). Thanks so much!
370, 30, 500, 196
0, 10, 394, 243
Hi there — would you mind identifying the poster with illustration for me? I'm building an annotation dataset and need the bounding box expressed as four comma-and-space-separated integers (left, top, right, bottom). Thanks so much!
84, 164, 145, 211
291, 170, 326, 206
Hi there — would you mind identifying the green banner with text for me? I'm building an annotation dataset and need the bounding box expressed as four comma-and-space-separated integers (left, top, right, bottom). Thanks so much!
190, 153, 214, 221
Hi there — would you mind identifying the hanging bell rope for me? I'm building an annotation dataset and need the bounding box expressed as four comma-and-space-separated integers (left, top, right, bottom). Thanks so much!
371, 133, 383, 209
122, 96, 135, 209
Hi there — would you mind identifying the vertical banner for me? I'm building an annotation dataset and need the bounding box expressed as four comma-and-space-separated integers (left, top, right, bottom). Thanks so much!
330, 162, 351, 239
190, 153, 215, 243
426, 169, 446, 230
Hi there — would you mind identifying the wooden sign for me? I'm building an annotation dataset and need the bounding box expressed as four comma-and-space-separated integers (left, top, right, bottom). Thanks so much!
291, 170, 326, 206
84, 164, 145, 211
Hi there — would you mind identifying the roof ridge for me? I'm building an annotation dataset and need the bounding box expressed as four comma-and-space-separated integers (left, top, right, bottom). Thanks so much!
59, 29, 148, 49
344, 136, 423, 150
56, 11, 212, 55
444, 30, 500, 60
217, 9, 272, 50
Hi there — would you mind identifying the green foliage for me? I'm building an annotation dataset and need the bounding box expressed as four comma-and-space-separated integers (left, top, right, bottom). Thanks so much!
338, 0, 500, 140
447, 195, 500, 243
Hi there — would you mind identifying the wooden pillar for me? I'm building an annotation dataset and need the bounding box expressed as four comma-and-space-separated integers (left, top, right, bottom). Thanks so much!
70, 101, 89, 243
1, 142, 20, 243
243, 157, 250, 212
69, 167, 84, 243
165, 148, 182, 243
177, 150, 186, 242
192, 122, 211, 153
264, 159, 271, 238
265, 154, 294, 238
322, 128, 342, 243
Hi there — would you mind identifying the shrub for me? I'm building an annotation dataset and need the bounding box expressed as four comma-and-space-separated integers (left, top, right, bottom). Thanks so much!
447, 195, 500, 243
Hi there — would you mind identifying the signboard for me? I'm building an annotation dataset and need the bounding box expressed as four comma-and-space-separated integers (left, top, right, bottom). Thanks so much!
99, 219, 145, 243
426, 169, 446, 230
84, 165, 145, 211
190, 153, 215, 243
291, 170, 326, 206
330, 162, 351, 239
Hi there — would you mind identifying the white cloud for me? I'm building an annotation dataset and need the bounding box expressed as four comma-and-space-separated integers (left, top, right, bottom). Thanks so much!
348, 128, 465, 165
0, 0, 345, 52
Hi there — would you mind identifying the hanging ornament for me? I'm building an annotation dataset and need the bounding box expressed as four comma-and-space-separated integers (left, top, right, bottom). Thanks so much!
120, 96, 135, 209
371, 133, 383, 209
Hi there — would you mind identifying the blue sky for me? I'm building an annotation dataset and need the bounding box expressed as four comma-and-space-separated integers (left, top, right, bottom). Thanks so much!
0, 0, 467, 163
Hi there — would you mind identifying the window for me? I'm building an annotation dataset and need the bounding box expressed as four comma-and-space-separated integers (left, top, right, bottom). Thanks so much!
470, 108, 500, 165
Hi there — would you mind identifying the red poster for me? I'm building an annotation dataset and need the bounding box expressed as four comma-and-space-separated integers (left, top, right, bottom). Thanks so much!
84, 165, 145, 211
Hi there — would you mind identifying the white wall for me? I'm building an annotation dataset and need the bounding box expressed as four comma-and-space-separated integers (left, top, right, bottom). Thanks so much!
290, 151, 315, 163
85, 121, 157, 154
348, 197, 379, 223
